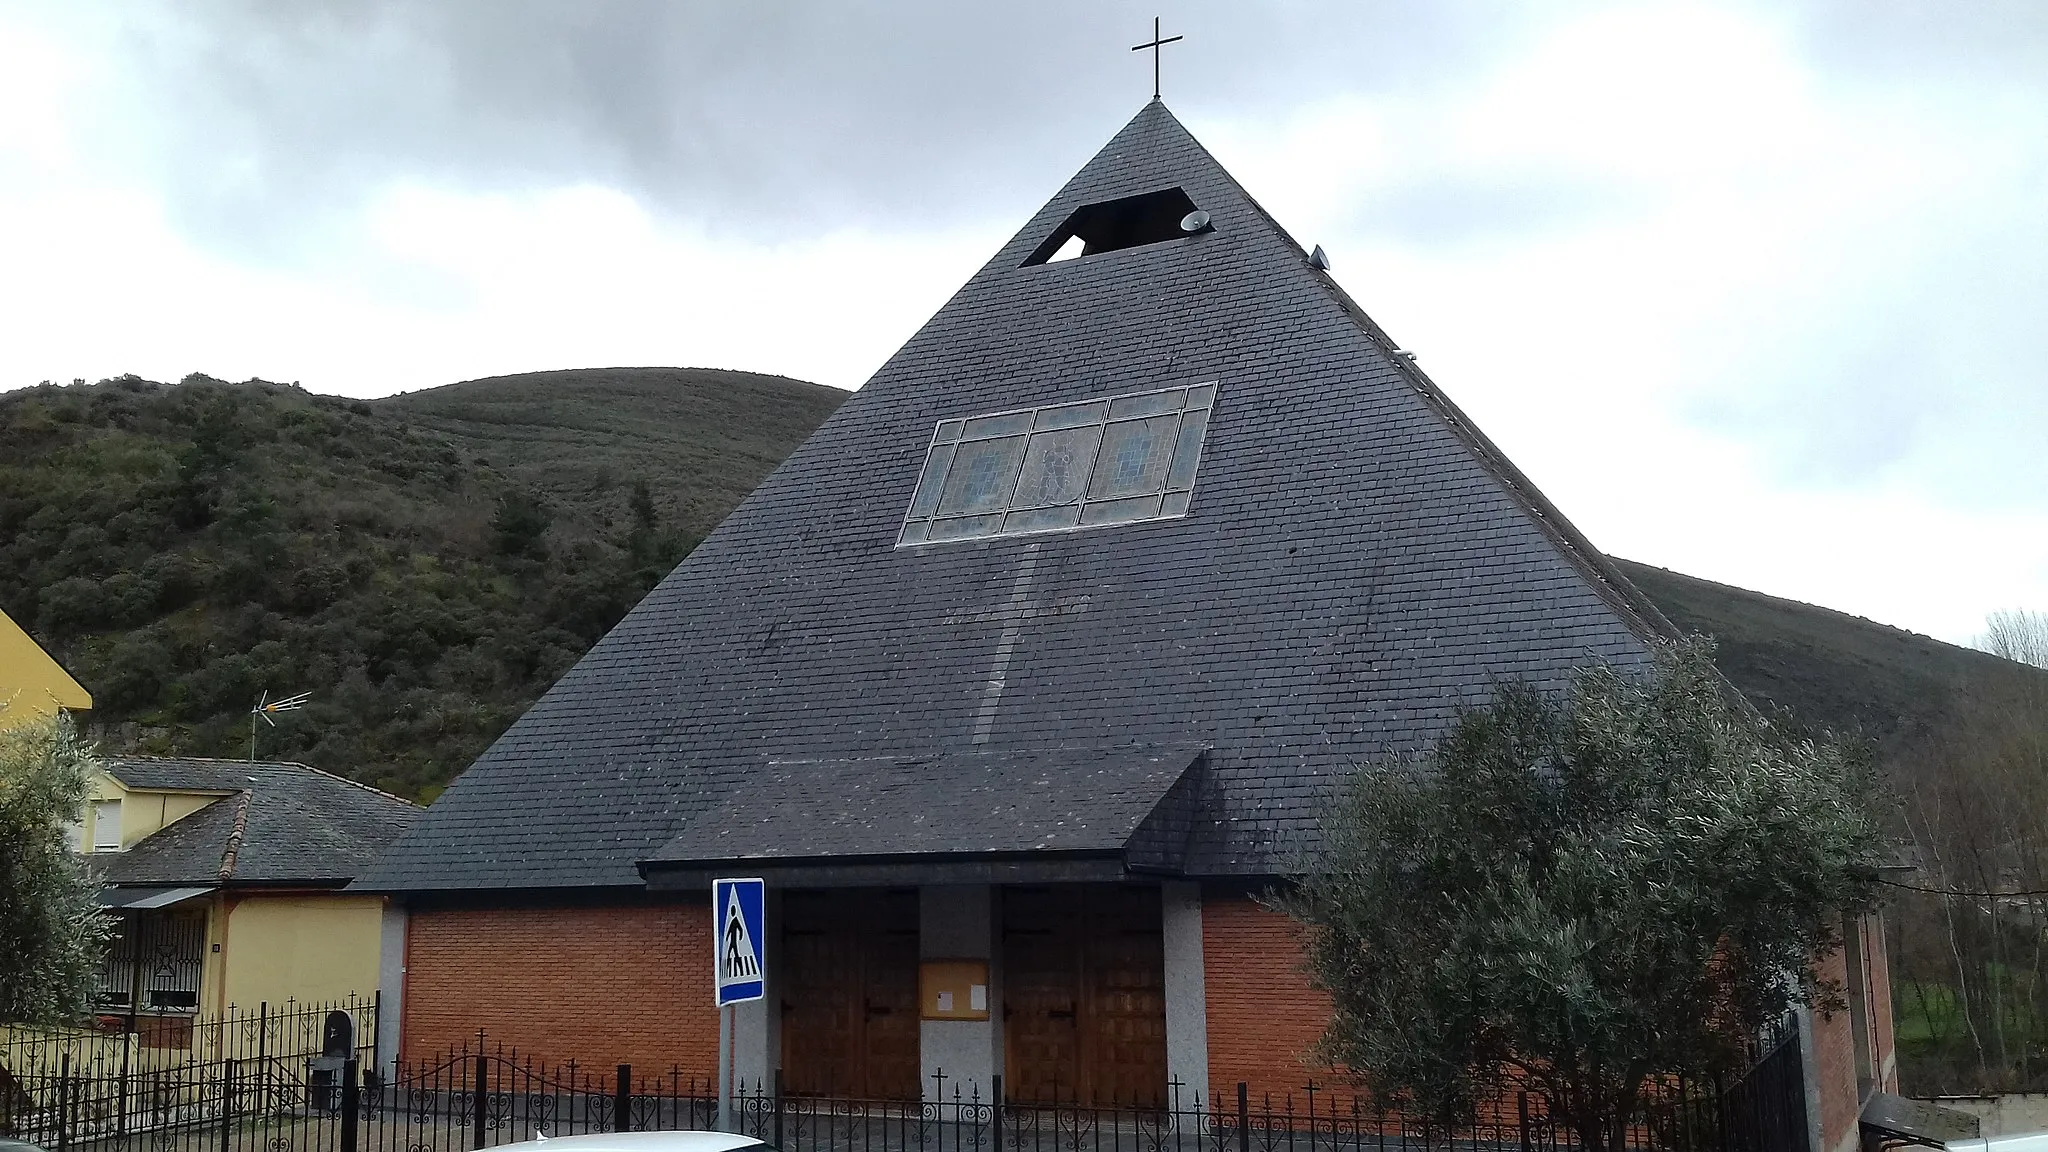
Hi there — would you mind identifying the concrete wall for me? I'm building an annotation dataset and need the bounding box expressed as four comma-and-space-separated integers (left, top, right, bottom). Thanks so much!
920, 885, 1000, 1100
377, 901, 408, 1071
1929, 1096, 2048, 1138
732, 887, 781, 1092
1162, 881, 1210, 1103
219, 894, 387, 1010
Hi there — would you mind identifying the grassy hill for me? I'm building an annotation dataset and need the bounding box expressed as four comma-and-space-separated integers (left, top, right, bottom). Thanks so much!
0, 369, 844, 798
376, 367, 845, 540
1613, 558, 2048, 760
5, 365, 2034, 805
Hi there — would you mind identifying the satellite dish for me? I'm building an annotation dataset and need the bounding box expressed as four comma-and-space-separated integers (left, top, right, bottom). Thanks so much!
1180, 210, 1211, 233
1309, 244, 1331, 270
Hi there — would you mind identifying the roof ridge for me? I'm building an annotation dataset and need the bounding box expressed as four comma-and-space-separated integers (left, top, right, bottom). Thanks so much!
1177, 119, 1683, 647
979, 102, 1677, 648
110, 754, 420, 808
287, 761, 423, 809
216, 791, 252, 882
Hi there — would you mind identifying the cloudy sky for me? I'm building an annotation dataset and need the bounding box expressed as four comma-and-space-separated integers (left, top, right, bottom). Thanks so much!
2, 1, 2044, 645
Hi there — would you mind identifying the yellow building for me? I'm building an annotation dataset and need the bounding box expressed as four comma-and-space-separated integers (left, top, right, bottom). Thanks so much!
84, 756, 418, 1040
0, 606, 91, 728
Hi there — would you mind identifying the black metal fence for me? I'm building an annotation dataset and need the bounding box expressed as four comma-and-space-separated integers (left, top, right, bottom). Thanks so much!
0, 998, 379, 1152
3, 1020, 1809, 1152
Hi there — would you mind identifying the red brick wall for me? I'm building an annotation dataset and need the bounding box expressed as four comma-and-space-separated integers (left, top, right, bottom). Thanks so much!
1201, 896, 1339, 1102
1810, 945, 1860, 1152
404, 902, 716, 1075
1868, 915, 1897, 1091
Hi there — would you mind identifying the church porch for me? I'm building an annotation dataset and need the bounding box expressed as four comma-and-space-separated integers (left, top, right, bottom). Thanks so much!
709, 879, 1209, 1108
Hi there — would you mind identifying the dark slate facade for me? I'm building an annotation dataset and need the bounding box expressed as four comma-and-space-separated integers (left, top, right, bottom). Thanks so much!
356, 101, 1674, 896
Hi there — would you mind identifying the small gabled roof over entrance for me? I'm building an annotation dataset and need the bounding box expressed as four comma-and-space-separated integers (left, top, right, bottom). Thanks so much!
358, 101, 1674, 896
641, 746, 1204, 888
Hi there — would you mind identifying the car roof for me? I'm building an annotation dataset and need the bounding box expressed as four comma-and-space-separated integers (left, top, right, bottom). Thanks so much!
491, 1133, 766, 1152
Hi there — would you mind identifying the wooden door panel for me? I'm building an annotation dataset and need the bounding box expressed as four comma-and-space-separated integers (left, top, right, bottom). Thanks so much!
1003, 887, 1082, 1102
1002, 885, 1166, 1106
865, 889, 923, 1101
1084, 886, 1166, 1106
781, 889, 922, 1100
782, 891, 860, 1096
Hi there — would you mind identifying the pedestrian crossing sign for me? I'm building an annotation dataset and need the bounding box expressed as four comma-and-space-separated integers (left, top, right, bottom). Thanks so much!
713, 877, 766, 1006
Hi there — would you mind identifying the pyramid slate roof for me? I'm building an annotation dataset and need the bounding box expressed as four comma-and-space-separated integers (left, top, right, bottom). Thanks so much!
356, 101, 1674, 895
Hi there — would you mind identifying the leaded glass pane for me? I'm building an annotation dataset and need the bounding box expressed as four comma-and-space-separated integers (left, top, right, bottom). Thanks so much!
929, 513, 1004, 541
1035, 400, 1109, 430
1165, 410, 1208, 491
1013, 425, 1103, 508
962, 411, 1033, 439
907, 443, 955, 518
1088, 415, 1179, 499
1080, 493, 1164, 525
1003, 506, 1082, 534
901, 382, 1217, 547
1107, 389, 1185, 419
938, 436, 1027, 515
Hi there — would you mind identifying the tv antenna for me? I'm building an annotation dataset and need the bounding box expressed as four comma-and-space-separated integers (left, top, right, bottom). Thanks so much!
250, 689, 310, 761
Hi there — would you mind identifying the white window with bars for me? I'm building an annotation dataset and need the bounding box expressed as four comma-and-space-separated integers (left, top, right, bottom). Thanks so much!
899, 382, 1216, 546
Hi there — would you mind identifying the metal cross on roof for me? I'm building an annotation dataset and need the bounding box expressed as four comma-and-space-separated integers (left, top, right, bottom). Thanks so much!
1131, 17, 1184, 101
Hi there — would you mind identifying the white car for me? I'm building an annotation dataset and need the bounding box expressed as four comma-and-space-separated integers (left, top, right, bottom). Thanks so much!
1949, 1135, 2048, 1152
491, 1133, 770, 1152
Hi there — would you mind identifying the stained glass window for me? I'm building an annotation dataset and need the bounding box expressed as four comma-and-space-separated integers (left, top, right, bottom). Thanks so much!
898, 382, 1216, 546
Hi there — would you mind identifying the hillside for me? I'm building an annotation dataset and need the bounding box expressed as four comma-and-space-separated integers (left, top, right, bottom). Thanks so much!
0, 370, 844, 798
5, 366, 2033, 803
1612, 558, 2048, 760
376, 367, 845, 540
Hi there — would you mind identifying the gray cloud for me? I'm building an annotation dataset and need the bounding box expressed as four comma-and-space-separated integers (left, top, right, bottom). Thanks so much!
87, 1, 1552, 259
1347, 172, 1641, 247
32, 0, 2048, 532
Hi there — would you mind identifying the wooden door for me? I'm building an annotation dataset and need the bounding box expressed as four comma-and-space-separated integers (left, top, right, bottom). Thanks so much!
1086, 886, 1169, 1106
780, 889, 921, 1099
1003, 887, 1084, 1103
1002, 885, 1167, 1106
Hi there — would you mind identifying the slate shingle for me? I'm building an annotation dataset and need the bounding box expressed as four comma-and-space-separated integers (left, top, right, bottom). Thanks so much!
646, 747, 1200, 865
355, 101, 1673, 894
101, 757, 419, 886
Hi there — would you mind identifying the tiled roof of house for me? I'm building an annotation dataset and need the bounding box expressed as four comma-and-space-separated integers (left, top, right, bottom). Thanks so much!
357, 101, 1671, 894
99, 757, 419, 887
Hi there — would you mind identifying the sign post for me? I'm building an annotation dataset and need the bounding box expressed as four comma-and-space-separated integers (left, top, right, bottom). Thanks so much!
713, 877, 766, 1133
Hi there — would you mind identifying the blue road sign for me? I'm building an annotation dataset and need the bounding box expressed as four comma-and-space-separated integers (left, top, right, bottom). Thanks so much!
713, 877, 766, 1006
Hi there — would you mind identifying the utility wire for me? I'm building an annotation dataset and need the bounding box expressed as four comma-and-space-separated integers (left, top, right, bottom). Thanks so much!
1878, 876, 2048, 899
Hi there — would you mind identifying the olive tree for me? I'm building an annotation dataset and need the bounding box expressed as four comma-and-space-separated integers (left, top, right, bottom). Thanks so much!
1283, 640, 1884, 1152
0, 710, 110, 1022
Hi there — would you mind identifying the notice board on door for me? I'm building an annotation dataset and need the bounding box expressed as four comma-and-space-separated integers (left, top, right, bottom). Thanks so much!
919, 960, 991, 1021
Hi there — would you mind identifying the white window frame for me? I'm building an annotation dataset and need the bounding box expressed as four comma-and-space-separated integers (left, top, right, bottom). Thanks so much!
898, 381, 1217, 546
91, 799, 122, 852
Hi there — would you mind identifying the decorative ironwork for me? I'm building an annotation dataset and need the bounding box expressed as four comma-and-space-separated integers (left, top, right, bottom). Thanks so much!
3, 1006, 1806, 1152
